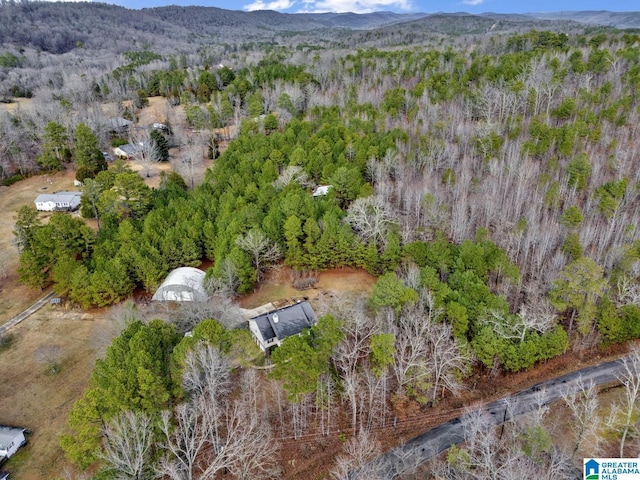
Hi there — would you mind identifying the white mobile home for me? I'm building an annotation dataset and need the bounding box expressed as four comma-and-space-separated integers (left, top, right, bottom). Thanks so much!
0, 426, 26, 460
34, 191, 81, 212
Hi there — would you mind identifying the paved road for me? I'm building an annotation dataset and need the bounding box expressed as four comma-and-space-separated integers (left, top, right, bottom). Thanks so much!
357, 358, 627, 478
0, 291, 55, 335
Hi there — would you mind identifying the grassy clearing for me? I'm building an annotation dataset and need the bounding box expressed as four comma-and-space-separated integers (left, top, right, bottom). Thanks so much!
238, 266, 377, 309
0, 305, 120, 480
0, 170, 76, 326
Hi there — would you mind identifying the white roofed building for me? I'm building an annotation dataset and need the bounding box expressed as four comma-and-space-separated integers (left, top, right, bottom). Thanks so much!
312, 185, 332, 197
0, 426, 26, 460
152, 267, 207, 302
34, 191, 81, 212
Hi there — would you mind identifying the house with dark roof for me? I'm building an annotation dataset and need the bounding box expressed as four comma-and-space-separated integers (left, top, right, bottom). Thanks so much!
108, 117, 134, 134
248, 301, 318, 352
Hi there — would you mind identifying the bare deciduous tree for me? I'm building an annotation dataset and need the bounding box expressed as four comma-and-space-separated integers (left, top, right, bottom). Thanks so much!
273, 165, 311, 190
428, 321, 472, 403
432, 404, 573, 480
100, 410, 154, 480
0, 251, 9, 279
158, 398, 218, 480
225, 402, 281, 480
235, 229, 282, 282
616, 275, 640, 307
482, 300, 556, 344
203, 258, 239, 298
331, 430, 388, 480
128, 129, 157, 178
344, 195, 396, 247
35, 344, 63, 374
170, 295, 243, 331
561, 378, 601, 460
182, 343, 230, 402
607, 346, 640, 457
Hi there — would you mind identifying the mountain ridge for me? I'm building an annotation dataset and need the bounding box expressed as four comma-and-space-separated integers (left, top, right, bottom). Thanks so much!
0, 3, 637, 55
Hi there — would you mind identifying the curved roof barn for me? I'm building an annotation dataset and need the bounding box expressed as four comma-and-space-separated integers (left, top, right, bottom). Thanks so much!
152, 267, 207, 302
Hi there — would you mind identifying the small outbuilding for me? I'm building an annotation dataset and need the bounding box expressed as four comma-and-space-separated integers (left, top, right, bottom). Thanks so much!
34, 191, 81, 212
113, 143, 141, 159
0, 426, 26, 460
248, 301, 318, 352
152, 267, 207, 302
312, 185, 332, 197
108, 117, 134, 134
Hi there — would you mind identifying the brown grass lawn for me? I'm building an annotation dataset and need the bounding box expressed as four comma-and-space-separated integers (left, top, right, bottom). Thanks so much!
0, 96, 215, 325
238, 265, 378, 309
0, 305, 120, 480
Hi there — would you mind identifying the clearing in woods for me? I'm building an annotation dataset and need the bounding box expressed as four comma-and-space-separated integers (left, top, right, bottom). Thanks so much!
0, 170, 77, 325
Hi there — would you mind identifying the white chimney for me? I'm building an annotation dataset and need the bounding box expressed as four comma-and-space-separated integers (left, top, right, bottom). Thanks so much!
273, 313, 279, 323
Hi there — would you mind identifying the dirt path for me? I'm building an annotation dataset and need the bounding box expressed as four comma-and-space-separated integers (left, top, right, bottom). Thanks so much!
0, 291, 54, 335
238, 266, 377, 309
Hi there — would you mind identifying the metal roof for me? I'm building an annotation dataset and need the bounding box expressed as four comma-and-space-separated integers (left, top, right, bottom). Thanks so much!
34, 191, 81, 204
108, 117, 133, 129
115, 143, 141, 156
152, 267, 207, 302
0, 426, 24, 451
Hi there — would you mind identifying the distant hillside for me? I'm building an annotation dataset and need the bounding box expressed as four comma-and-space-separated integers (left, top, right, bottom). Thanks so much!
0, 3, 429, 53
0, 2, 189, 54
342, 12, 587, 45
524, 11, 640, 29
145, 6, 428, 33
0, 2, 633, 56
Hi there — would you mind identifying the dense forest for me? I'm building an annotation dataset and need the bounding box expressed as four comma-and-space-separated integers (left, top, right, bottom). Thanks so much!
3, 2, 640, 478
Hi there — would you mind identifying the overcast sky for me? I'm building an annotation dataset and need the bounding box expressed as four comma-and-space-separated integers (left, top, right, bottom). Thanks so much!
45, 0, 639, 14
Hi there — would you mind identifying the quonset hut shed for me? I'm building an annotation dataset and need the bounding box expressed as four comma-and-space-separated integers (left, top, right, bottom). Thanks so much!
151, 267, 207, 302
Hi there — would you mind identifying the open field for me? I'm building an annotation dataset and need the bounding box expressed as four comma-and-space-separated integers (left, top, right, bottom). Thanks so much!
0, 305, 120, 480
238, 265, 378, 309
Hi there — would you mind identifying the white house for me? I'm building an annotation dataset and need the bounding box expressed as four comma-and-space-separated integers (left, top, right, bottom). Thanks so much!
248, 301, 317, 352
34, 191, 81, 212
113, 143, 141, 159
0, 426, 26, 460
